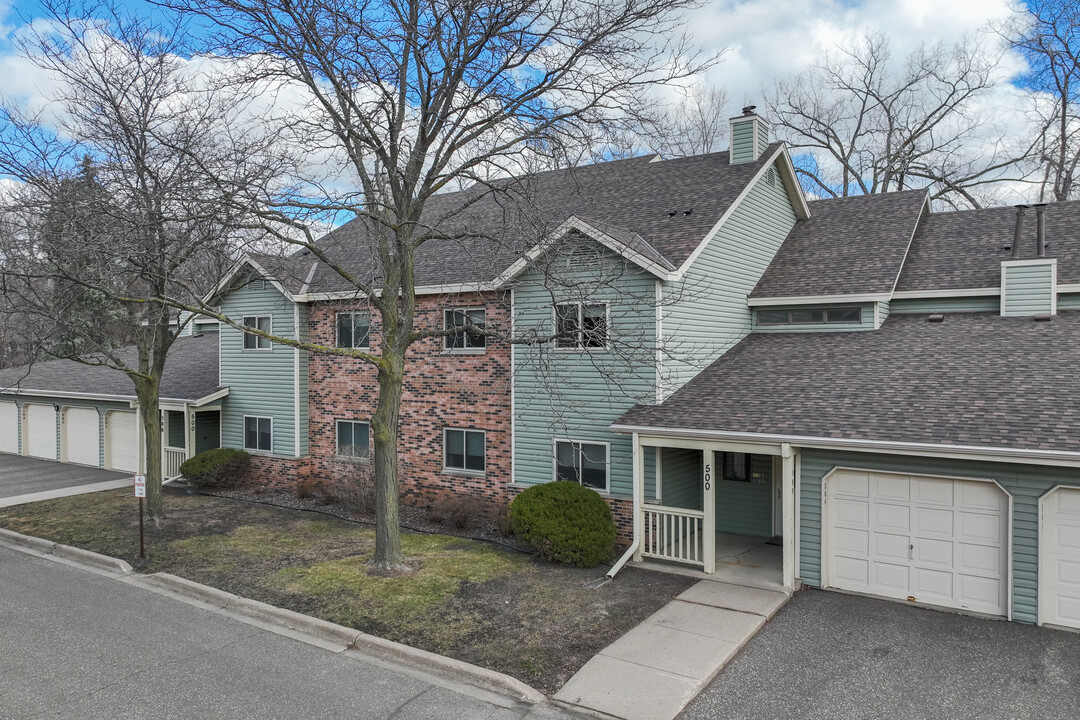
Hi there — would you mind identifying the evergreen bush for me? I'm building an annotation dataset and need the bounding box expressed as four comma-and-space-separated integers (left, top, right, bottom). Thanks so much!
179, 448, 251, 489
509, 481, 616, 567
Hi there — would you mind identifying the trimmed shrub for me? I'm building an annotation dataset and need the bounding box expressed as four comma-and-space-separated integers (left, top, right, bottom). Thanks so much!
509, 481, 616, 567
179, 448, 251, 490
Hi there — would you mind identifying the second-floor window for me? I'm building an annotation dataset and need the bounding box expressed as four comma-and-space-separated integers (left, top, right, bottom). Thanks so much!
756, 307, 862, 326
555, 303, 607, 349
444, 308, 486, 351
337, 312, 370, 349
242, 315, 271, 350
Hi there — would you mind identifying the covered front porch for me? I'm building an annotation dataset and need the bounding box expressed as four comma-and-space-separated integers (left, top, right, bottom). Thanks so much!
159, 402, 223, 481
626, 433, 796, 589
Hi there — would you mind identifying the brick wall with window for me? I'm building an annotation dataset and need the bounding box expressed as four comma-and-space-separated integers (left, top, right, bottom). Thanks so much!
305, 291, 513, 509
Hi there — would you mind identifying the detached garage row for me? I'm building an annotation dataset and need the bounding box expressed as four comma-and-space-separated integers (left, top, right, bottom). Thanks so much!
0, 332, 226, 480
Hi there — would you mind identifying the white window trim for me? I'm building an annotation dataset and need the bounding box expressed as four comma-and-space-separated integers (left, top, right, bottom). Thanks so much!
443, 427, 486, 475
335, 419, 371, 461
242, 414, 273, 453
552, 438, 611, 493
335, 311, 371, 350
442, 307, 488, 355
242, 314, 273, 352
552, 302, 610, 352
756, 306, 863, 327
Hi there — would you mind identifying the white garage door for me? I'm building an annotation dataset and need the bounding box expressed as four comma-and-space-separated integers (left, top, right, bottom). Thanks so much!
0, 401, 17, 454
63, 407, 100, 467
107, 411, 139, 473
826, 469, 1009, 617
1040, 487, 1080, 629
24, 404, 57, 460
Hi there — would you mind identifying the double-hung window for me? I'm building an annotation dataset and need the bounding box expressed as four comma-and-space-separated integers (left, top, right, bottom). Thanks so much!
444, 308, 486, 351
242, 315, 271, 350
337, 420, 370, 459
444, 428, 485, 473
337, 312, 370, 350
554, 440, 609, 491
555, 303, 608, 349
244, 416, 272, 452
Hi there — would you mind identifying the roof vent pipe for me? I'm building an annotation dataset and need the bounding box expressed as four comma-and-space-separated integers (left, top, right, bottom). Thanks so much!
1035, 203, 1047, 258
1012, 204, 1028, 259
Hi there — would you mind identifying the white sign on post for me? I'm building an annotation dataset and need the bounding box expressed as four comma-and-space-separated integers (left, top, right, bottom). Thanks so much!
133, 474, 147, 498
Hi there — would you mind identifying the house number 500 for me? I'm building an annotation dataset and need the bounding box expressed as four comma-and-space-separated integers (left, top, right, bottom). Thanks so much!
704, 463, 711, 491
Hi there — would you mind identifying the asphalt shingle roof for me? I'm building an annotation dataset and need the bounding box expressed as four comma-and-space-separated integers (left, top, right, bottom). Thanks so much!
895, 200, 1080, 292
750, 190, 928, 299
616, 312, 1080, 454
0, 332, 222, 403
264, 146, 785, 294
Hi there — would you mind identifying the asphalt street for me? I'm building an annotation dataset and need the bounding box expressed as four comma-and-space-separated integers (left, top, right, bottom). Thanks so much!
0, 545, 581, 720
679, 587, 1080, 720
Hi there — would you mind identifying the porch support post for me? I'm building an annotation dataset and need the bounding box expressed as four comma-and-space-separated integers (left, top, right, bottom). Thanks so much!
633, 432, 644, 562
185, 404, 195, 458
703, 449, 716, 574
781, 443, 796, 589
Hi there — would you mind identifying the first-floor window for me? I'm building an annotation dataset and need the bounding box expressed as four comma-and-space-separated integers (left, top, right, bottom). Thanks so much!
444, 428, 485, 472
555, 440, 608, 491
720, 452, 750, 482
244, 416, 272, 452
242, 315, 272, 350
337, 420, 370, 459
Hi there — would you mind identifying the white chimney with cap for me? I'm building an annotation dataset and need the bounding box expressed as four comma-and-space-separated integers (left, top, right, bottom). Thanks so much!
729, 105, 770, 164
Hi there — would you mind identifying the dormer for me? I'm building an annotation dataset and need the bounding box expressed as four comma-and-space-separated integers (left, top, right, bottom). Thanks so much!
1001, 204, 1057, 317
729, 106, 770, 165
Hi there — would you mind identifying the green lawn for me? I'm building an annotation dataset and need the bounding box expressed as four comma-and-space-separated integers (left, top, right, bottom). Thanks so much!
0, 488, 695, 693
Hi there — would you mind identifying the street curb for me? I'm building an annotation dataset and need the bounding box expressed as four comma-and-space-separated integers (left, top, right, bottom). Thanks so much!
51, 544, 134, 574
140, 571, 544, 704
0, 527, 58, 554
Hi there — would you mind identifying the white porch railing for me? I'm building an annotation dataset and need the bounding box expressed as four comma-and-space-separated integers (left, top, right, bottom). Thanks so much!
163, 447, 187, 481
642, 505, 705, 566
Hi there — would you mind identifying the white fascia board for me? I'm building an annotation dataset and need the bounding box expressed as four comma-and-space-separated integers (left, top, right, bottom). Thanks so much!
671, 145, 807, 283
1001, 258, 1058, 268
191, 387, 230, 408
1, 389, 135, 403
491, 216, 676, 288
1058, 283, 1080, 293
747, 292, 891, 307
292, 282, 495, 303
203, 255, 297, 305
608, 423, 1080, 468
892, 287, 1001, 299
888, 191, 931, 295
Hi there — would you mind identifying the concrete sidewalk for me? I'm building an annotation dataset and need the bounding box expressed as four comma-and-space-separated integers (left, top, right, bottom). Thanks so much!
554, 579, 790, 720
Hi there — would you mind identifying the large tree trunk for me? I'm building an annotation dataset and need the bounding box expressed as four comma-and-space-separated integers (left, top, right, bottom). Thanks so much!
370, 348, 406, 569
133, 375, 164, 519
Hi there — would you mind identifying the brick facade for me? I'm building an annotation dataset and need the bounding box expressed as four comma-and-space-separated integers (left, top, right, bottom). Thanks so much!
248, 455, 308, 491
304, 291, 513, 511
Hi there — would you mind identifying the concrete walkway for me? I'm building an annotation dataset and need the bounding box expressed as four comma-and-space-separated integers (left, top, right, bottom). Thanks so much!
555, 579, 790, 720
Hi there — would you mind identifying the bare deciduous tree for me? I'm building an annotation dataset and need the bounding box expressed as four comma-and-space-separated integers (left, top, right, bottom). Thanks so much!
162, 0, 717, 569
0, 1, 254, 517
1006, 0, 1080, 201
766, 32, 1027, 209
641, 84, 730, 158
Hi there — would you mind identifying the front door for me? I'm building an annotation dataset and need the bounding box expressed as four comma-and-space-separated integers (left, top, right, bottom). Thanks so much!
715, 452, 774, 537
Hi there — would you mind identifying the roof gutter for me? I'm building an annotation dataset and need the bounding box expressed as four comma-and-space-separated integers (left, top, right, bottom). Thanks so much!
608, 423, 1080, 468
0, 388, 226, 406
747, 292, 891, 307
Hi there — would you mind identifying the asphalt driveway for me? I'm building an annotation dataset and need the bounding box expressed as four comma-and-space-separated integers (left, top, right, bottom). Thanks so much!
0, 454, 128, 505
680, 588, 1080, 720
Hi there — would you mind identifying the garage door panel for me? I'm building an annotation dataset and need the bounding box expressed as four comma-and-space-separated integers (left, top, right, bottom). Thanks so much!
828, 469, 1008, 617
107, 411, 138, 473
835, 527, 869, 555
835, 471, 869, 497
0, 402, 17, 454
64, 407, 99, 467
1041, 488, 1080, 628
25, 405, 57, 460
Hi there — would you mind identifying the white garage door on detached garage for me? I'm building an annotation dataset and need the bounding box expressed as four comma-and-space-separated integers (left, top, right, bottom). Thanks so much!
0, 401, 17, 454
1040, 487, 1080, 630
106, 410, 139, 473
63, 407, 100, 467
24, 404, 57, 461
825, 469, 1010, 617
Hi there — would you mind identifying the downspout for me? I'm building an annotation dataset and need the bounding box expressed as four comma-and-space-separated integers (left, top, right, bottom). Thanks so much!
607, 432, 643, 578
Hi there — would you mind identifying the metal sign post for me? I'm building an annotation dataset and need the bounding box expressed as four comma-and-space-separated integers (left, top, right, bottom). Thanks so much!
134, 474, 146, 559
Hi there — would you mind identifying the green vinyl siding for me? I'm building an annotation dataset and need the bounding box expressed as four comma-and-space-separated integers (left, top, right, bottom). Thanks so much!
889, 296, 999, 314
661, 165, 797, 394
512, 241, 657, 497
219, 277, 302, 457
194, 411, 220, 455
1057, 293, 1080, 310
751, 302, 876, 333
1001, 261, 1055, 316
729, 120, 757, 164
797, 448, 1080, 625
715, 453, 773, 537
660, 448, 702, 510
876, 300, 889, 325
